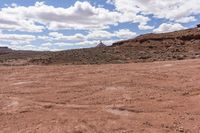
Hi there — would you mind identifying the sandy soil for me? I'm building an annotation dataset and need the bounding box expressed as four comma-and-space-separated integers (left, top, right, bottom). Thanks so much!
1, 59, 200, 133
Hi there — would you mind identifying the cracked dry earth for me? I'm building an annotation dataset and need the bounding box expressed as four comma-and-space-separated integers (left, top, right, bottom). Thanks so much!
1, 59, 200, 133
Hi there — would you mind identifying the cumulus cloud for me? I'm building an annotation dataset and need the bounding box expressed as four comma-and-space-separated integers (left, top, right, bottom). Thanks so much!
0, 12, 44, 32
0, 0, 199, 33
0, 33, 36, 43
38, 29, 137, 44
138, 24, 155, 30
153, 23, 186, 33
0, 1, 120, 32
34, 29, 136, 50
41, 42, 53, 47
114, 29, 137, 39
48, 32, 85, 42
87, 29, 137, 40
108, 0, 200, 24
107, 0, 153, 29
87, 30, 114, 40
175, 16, 197, 23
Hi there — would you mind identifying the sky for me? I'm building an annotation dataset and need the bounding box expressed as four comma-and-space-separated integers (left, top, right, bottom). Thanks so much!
0, 0, 200, 51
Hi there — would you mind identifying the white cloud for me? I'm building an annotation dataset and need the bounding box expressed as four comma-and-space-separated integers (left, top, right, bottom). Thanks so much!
0, 12, 44, 32
33, 29, 136, 51
114, 29, 137, 39
176, 16, 197, 23
138, 24, 154, 30
0, 33, 36, 42
48, 32, 85, 42
108, 0, 200, 25
4, 43, 58, 51
107, 0, 153, 29
38, 29, 137, 45
87, 30, 114, 40
87, 29, 137, 40
153, 23, 186, 33
1, 0, 199, 33
41, 42, 53, 47
0, 0, 199, 33
37, 35, 51, 40
0, 1, 120, 32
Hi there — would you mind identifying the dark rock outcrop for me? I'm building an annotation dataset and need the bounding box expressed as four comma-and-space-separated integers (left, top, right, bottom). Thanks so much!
0, 47, 12, 53
96, 41, 107, 48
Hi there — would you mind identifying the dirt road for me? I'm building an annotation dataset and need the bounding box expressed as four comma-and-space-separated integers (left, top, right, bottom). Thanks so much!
1, 59, 200, 133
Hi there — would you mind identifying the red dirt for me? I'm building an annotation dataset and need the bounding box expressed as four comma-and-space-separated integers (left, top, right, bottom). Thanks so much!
1, 59, 200, 133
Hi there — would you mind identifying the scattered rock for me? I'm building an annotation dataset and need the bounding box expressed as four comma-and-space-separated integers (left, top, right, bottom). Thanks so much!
177, 127, 185, 132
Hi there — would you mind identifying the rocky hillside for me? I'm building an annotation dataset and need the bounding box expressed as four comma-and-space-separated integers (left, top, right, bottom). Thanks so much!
30, 26, 200, 65
111, 27, 200, 60
1, 26, 200, 65
0, 48, 49, 64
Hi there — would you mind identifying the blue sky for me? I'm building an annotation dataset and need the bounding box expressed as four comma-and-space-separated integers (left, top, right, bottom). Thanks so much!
0, 0, 200, 51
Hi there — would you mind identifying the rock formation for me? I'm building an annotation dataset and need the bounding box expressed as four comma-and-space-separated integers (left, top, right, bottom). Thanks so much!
96, 41, 106, 48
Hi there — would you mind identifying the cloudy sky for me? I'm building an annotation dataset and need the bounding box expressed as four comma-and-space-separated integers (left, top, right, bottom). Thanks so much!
0, 0, 200, 51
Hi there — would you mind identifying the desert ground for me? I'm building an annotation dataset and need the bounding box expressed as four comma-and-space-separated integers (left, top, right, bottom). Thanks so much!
1, 59, 200, 133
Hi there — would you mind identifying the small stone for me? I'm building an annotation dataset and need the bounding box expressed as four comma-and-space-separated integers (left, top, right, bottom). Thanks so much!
177, 127, 185, 132
182, 92, 189, 96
